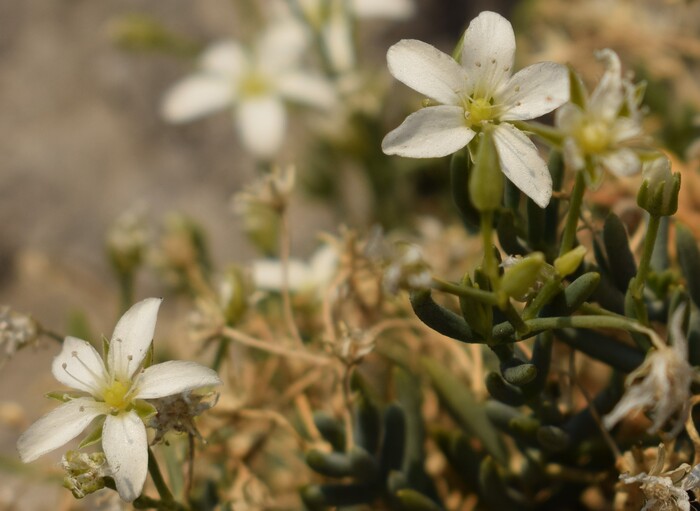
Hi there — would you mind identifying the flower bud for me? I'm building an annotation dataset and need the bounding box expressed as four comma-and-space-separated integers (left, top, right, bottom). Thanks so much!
500, 253, 546, 301
554, 245, 587, 277
219, 265, 251, 326
106, 207, 149, 277
637, 156, 681, 217
469, 129, 504, 212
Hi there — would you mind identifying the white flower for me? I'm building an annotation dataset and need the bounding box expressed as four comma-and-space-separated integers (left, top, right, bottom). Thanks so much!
161, 20, 336, 159
603, 304, 696, 436
556, 49, 646, 185
383, 243, 432, 294
252, 244, 338, 295
17, 298, 222, 502
381, 11, 569, 208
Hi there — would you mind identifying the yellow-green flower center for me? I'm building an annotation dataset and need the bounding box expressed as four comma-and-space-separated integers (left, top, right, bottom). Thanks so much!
103, 380, 132, 410
576, 119, 611, 154
463, 97, 496, 128
239, 72, 270, 97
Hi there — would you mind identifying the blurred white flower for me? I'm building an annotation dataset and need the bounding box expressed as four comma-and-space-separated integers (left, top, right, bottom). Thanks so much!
382, 11, 569, 207
0, 306, 39, 363
161, 20, 336, 158
252, 244, 338, 295
603, 304, 696, 436
556, 49, 647, 185
383, 243, 432, 294
17, 298, 222, 502
293, 0, 415, 74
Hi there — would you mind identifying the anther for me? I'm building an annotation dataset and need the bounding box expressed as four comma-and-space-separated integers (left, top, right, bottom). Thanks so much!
475, 61, 481, 67
491, 58, 496, 64
79, 406, 85, 412
515, 86, 521, 92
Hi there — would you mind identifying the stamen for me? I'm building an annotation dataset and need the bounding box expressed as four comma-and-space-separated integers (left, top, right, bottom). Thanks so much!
124, 354, 134, 376
62, 362, 98, 393
491, 58, 496, 64
124, 368, 145, 401
70, 350, 105, 386
475, 61, 482, 67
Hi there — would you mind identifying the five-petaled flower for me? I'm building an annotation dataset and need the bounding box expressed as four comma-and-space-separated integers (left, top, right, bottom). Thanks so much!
161, 20, 336, 159
381, 11, 569, 208
17, 298, 222, 502
556, 49, 647, 186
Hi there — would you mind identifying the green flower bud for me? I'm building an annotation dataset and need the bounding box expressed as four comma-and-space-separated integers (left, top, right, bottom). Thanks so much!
501, 253, 546, 301
220, 265, 251, 326
106, 208, 149, 277
554, 245, 587, 277
637, 156, 681, 217
469, 129, 503, 212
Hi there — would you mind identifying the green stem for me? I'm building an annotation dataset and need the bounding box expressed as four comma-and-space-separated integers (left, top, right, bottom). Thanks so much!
521, 278, 563, 321
211, 335, 230, 371
503, 300, 528, 335
480, 211, 501, 294
559, 171, 586, 257
148, 447, 175, 504
431, 277, 499, 306
630, 214, 660, 300
118, 271, 135, 313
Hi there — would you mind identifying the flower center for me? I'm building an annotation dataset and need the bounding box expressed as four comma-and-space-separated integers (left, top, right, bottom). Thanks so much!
463, 96, 496, 127
103, 380, 132, 410
239, 72, 270, 97
576, 119, 610, 154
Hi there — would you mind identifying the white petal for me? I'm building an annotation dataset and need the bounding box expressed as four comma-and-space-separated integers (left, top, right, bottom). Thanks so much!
493, 123, 552, 208
256, 19, 310, 73
136, 361, 222, 399
611, 117, 643, 144
252, 258, 311, 293
387, 39, 468, 105
589, 49, 624, 121
600, 148, 641, 177
103, 412, 148, 503
461, 11, 515, 96
498, 62, 569, 121
52, 336, 108, 394
161, 75, 232, 123
322, 9, 356, 73
554, 102, 584, 133
236, 96, 286, 159
277, 72, 336, 109
109, 298, 163, 381
382, 105, 475, 158
563, 137, 585, 172
602, 384, 650, 429
352, 0, 415, 19
309, 245, 339, 288
17, 398, 107, 462
200, 41, 248, 77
